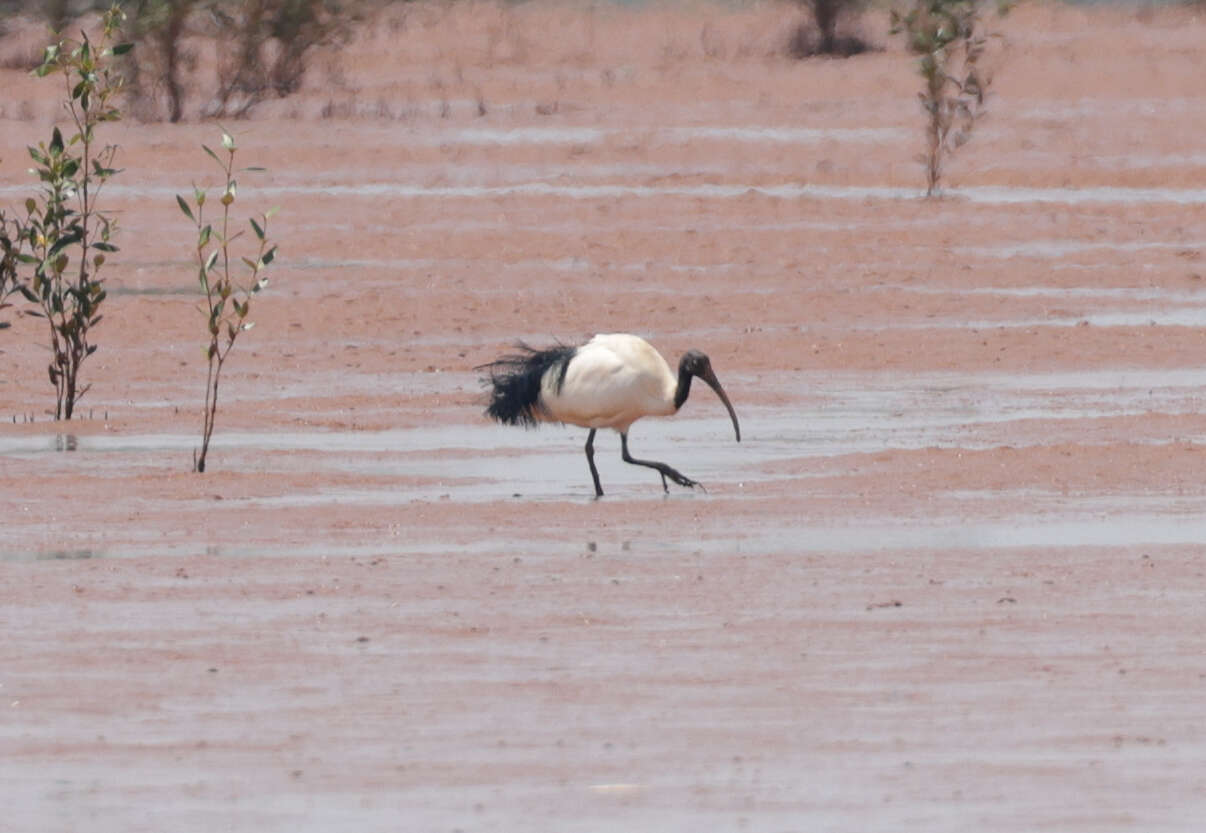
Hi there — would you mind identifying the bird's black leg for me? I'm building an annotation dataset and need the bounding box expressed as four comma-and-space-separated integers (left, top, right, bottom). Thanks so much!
584, 429, 604, 498
620, 432, 700, 493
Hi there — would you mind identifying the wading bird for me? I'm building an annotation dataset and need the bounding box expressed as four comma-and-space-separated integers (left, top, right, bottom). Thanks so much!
479, 333, 741, 497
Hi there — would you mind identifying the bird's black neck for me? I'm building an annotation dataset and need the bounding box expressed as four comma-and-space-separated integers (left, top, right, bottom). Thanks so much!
674, 365, 694, 411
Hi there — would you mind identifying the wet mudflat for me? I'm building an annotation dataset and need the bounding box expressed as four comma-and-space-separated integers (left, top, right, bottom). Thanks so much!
3, 2, 1206, 831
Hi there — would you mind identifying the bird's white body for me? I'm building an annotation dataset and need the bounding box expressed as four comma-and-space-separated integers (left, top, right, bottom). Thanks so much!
539, 334, 678, 433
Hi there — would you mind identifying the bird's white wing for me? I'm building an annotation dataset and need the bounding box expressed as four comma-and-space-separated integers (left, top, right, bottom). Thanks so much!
542, 335, 676, 431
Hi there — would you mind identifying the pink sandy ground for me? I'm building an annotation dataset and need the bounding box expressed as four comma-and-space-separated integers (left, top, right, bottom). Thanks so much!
2, 2, 1206, 830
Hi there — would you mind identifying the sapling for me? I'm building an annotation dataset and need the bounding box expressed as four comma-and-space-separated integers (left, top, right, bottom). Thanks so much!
0, 211, 24, 328
178, 131, 277, 472
18, 4, 130, 418
891, 0, 1005, 196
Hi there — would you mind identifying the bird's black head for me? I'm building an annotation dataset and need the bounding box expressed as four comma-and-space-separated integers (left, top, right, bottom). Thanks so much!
676, 349, 740, 442
679, 349, 713, 379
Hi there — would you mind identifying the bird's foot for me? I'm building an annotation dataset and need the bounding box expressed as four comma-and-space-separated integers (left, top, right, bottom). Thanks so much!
662, 467, 705, 493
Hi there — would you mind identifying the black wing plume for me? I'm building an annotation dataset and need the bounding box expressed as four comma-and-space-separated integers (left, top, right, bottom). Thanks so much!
477, 342, 576, 427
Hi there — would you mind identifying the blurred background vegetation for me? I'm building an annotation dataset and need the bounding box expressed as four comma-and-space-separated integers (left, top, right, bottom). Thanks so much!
0, 0, 376, 121
0, 0, 891, 123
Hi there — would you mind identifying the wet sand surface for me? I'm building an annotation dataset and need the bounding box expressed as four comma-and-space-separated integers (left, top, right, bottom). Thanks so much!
3, 2, 1206, 830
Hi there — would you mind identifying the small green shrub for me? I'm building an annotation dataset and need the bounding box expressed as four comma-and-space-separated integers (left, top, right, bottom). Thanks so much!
16, 4, 130, 419
178, 131, 277, 473
891, 0, 1006, 196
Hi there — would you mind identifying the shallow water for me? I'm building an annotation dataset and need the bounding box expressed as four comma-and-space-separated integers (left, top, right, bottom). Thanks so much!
5, 366, 1206, 563
4, 366, 1201, 458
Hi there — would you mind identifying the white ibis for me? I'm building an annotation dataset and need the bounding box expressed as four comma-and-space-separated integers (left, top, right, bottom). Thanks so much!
479, 333, 741, 497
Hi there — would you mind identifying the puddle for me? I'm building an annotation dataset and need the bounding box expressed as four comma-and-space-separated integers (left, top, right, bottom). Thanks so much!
108, 285, 199, 297
755, 513, 1206, 552
953, 239, 1206, 259
1015, 98, 1206, 121
35, 549, 98, 560
13, 182, 1206, 206
875, 285, 1206, 301
860, 284, 1206, 328
875, 309, 1206, 330
957, 185, 1206, 206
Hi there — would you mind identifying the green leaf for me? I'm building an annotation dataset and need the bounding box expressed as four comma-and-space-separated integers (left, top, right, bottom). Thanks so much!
49, 127, 64, 154
202, 144, 222, 166
261, 246, 276, 266
92, 241, 117, 252
111, 42, 134, 56
176, 194, 195, 222
204, 249, 218, 273
48, 229, 81, 257
199, 224, 211, 248
249, 217, 264, 240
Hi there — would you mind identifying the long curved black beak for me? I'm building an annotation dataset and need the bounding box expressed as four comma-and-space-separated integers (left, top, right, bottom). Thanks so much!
700, 369, 741, 442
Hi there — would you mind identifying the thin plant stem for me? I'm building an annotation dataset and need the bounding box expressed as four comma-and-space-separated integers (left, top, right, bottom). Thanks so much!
185, 132, 276, 473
